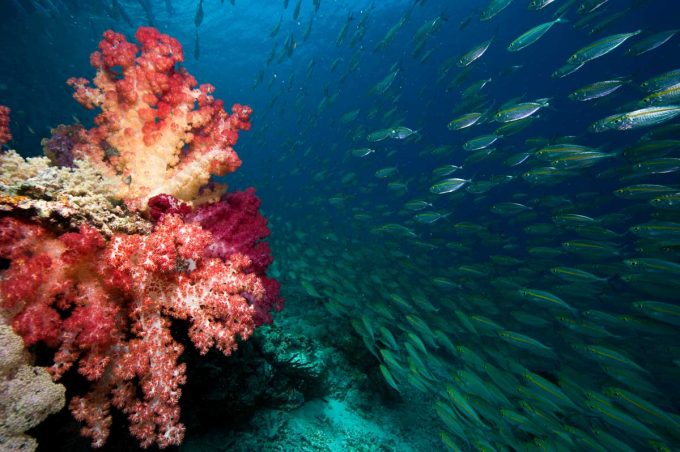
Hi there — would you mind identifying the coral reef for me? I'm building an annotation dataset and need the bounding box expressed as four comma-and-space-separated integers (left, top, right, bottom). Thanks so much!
0, 324, 66, 452
0, 150, 151, 236
0, 27, 282, 450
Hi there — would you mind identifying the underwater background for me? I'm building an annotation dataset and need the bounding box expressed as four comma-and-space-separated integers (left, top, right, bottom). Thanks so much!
1, 0, 680, 450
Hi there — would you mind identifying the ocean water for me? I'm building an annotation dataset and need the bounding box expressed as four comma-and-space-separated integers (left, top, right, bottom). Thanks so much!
1, 0, 680, 450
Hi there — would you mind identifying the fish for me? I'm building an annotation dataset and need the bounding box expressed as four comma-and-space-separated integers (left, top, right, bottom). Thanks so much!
494, 98, 550, 122
194, 0, 204, 27
578, 345, 648, 373
592, 105, 680, 131
430, 178, 470, 194
632, 301, 680, 327
375, 224, 417, 238
480, 0, 514, 21
535, 144, 597, 161
447, 112, 483, 130
614, 184, 678, 200
414, 211, 450, 224
336, 12, 352, 46
641, 68, 680, 92
632, 158, 680, 174
374, 16, 407, 52
269, 15, 283, 38
629, 221, 680, 239
624, 258, 680, 275
585, 399, 662, 440
367, 128, 392, 142
404, 200, 433, 211
529, 0, 558, 10
550, 266, 607, 283
432, 165, 462, 178
113, 0, 133, 26
640, 83, 680, 106
490, 202, 532, 215
370, 66, 400, 95
518, 288, 578, 314
379, 364, 401, 393
292, 0, 302, 21
464, 133, 500, 151
351, 148, 375, 158
389, 126, 418, 140
375, 167, 398, 178
649, 193, 680, 210
568, 30, 642, 64
137, 0, 155, 25
626, 29, 679, 56
551, 151, 615, 169
552, 62, 585, 78
458, 36, 494, 67
569, 77, 630, 101
497, 330, 555, 356
578, 0, 610, 14
508, 16, 568, 52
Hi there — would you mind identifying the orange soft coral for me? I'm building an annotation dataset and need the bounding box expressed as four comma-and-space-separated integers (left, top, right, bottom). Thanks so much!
67, 27, 252, 210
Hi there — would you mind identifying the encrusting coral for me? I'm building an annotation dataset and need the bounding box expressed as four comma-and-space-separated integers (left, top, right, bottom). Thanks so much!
0, 150, 151, 236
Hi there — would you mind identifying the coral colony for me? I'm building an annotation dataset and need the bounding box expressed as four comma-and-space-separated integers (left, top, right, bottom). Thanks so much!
0, 27, 282, 448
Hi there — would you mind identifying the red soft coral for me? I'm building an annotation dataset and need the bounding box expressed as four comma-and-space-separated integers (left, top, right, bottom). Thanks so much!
0, 213, 278, 448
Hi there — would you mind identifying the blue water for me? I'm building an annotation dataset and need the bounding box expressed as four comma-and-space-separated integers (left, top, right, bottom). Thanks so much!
2, 0, 680, 450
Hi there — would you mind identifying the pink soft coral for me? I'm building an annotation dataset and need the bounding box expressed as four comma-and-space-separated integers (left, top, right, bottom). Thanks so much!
0, 212, 278, 448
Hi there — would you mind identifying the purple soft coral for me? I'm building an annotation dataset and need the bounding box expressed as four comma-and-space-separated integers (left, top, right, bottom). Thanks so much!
148, 188, 283, 325
41, 124, 87, 167
188, 188, 273, 274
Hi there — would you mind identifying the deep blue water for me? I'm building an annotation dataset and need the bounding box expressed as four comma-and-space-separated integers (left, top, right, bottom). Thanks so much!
2, 0, 680, 450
